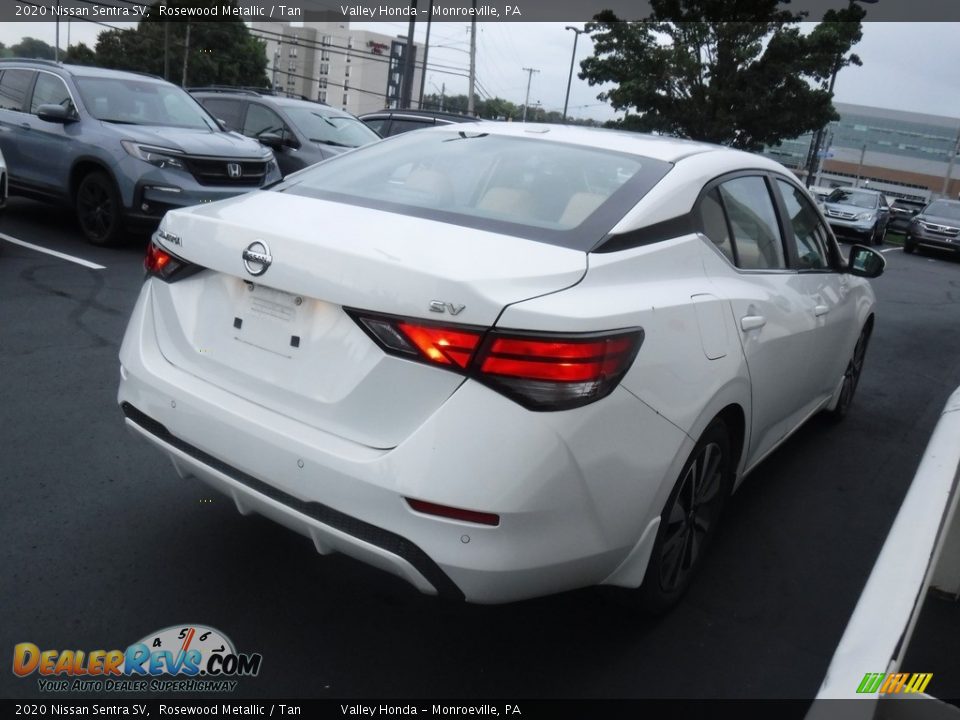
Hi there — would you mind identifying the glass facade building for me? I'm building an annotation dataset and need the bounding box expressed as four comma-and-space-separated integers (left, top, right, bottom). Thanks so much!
764, 103, 960, 202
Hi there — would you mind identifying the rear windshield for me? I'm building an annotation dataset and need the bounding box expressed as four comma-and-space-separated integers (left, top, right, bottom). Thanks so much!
924, 201, 960, 221
277, 130, 672, 250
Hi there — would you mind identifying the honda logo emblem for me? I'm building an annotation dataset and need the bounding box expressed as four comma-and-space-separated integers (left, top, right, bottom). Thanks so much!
227, 162, 242, 179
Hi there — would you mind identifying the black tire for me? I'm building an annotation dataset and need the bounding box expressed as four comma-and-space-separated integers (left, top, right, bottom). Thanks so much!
903, 241, 915, 254
830, 324, 872, 421
75, 171, 123, 246
871, 223, 885, 246
635, 418, 733, 613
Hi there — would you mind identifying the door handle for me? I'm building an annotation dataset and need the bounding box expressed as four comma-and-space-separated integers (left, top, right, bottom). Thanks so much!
740, 315, 767, 331
20, 123, 31, 130
814, 304, 830, 317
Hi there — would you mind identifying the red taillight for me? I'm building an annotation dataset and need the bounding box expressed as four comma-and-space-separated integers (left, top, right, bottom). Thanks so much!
349, 309, 644, 411
396, 322, 481, 369
406, 498, 500, 527
144, 241, 172, 274
144, 239, 197, 282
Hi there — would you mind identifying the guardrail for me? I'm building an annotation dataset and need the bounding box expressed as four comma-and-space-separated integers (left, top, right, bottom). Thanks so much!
807, 386, 960, 720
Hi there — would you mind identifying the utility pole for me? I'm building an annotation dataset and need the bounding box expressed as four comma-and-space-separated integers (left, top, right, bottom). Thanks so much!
467, 0, 477, 115
418, 0, 434, 110
941, 125, 960, 198
521, 67, 539, 123
562, 26, 585, 122
401, 0, 417, 109
181, 22, 191, 88
854, 144, 866, 187
55, 21, 60, 62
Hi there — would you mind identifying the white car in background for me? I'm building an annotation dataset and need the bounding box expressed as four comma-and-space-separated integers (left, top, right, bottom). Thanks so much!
118, 124, 885, 608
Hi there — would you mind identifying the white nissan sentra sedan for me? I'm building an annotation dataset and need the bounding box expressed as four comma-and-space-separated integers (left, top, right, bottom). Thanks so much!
118, 124, 885, 608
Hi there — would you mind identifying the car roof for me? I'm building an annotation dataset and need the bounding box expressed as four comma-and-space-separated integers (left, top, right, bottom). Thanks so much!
0, 59, 166, 83
412, 121, 772, 165
191, 90, 354, 118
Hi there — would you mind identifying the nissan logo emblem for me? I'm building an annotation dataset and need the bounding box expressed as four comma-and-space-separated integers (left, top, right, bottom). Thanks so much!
242, 241, 272, 277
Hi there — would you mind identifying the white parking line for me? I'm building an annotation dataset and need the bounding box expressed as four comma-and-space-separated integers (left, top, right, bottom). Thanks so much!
880, 247, 900, 253
0, 231, 105, 270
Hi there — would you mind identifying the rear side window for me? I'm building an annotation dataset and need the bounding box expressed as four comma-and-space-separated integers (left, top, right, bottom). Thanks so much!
362, 116, 388, 135
0, 69, 34, 112
386, 118, 434, 136
200, 98, 244, 131
699, 188, 736, 265
30, 73, 74, 115
717, 177, 786, 270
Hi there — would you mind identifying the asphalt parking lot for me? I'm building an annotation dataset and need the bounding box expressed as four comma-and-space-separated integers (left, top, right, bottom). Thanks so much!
2, 196, 960, 701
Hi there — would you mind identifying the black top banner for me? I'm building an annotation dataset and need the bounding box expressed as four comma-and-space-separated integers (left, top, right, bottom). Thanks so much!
8, 0, 960, 23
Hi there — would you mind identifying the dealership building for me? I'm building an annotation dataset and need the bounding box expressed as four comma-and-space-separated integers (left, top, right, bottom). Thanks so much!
765, 102, 960, 202
251, 21, 422, 117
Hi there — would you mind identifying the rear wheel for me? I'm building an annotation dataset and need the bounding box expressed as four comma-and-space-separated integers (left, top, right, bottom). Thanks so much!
635, 418, 733, 613
76, 171, 123, 246
830, 324, 872, 421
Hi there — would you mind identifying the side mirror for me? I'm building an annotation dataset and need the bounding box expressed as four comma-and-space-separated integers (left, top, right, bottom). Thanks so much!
847, 245, 885, 279
37, 104, 75, 124
257, 132, 285, 151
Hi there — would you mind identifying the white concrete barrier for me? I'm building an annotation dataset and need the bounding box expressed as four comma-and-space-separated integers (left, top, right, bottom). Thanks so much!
807, 386, 960, 719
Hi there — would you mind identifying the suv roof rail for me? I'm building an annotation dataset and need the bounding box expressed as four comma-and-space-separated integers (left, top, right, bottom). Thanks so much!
0, 57, 62, 68
188, 86, 272, 96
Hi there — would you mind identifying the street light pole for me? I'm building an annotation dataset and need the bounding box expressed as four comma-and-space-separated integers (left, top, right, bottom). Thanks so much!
804, 0, 878, 187
467, 0, 477, 116
562, 26, 584, 123
941, 125, 960, 198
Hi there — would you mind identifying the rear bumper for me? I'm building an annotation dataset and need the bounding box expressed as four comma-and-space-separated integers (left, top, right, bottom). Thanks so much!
117, 280, 691, 603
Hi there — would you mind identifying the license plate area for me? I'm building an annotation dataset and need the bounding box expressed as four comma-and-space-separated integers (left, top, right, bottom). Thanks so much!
233, 282, 309, 358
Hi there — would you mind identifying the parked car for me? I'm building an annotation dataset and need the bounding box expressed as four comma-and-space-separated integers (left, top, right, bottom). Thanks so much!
903, 199, 960, 257
807, 185, 834, 205
118, 124, 884, 608
888, 198, 928, 233
358, 108, 479, 137
191, 88, 379, 176
821, 188, 891, 245
0, 60, 280, 245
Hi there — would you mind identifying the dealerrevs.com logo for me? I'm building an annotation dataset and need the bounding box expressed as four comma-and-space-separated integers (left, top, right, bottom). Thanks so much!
13, 624, 262, 693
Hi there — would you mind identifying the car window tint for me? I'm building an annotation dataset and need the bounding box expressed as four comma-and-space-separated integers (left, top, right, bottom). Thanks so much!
699, 187, 736, 265
387, 118, 433, 136
776, 179, 830, 270
30, 73, 74, 115
243, 103, 286, 138
718, 177, 786, 270
362, 117, 388, 135
0, 69, 34, 112
200, 98, 244, 131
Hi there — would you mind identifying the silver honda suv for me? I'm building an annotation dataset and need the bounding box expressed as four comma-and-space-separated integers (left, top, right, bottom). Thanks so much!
0, 59, 280, 245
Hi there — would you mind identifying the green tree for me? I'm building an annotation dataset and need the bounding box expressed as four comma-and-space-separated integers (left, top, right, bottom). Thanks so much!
94, 0, 268, 87
580, 1, 869, 150
11, 37, 57, 60
63, 43, 97, 66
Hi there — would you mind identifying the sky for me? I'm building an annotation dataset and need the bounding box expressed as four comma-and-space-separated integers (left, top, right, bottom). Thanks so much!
2, 21, 959, 125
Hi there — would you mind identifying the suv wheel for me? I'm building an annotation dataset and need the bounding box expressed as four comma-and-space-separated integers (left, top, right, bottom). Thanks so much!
76, 172, 123, 246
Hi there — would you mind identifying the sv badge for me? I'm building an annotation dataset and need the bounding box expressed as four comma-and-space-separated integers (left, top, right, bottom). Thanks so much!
429, 301, 466, 315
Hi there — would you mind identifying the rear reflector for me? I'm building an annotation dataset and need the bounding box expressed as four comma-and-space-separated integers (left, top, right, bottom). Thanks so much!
406, 498, 500, 527
348, 309, 643, 411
